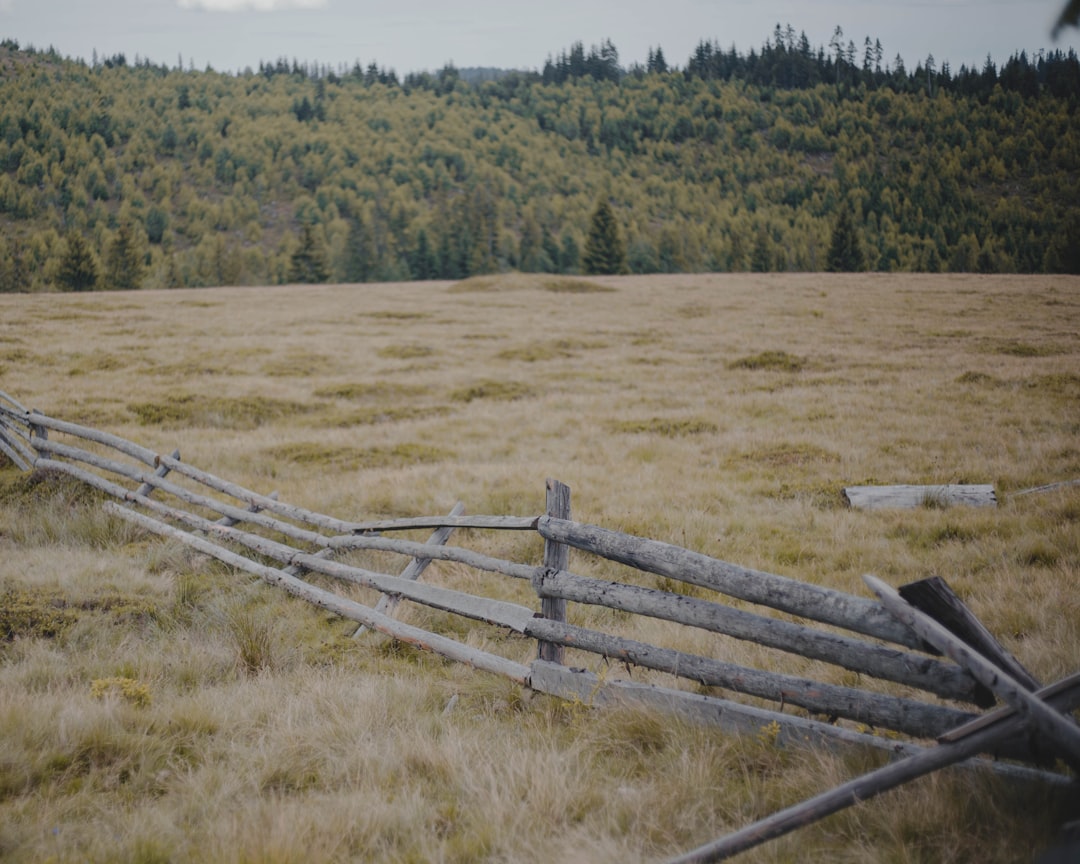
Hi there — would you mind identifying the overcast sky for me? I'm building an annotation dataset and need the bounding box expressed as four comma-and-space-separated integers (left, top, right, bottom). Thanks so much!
2, 1, 1078, 76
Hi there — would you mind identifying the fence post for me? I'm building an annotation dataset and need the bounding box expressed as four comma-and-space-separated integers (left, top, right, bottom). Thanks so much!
28, 410, 47, 456
538, 478, 571, 664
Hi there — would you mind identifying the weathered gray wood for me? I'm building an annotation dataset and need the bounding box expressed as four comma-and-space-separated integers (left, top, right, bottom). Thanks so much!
843, 485, 997, 510
533, 569, 981, 703
345, 515, 539, 532
527, 662, 1078, 784
867, 575, 1080, 771
0, 389, 30, 413
135, 449, 181, 498
101, 497, 538, 633
215, 490, 277, 528
1013, 479, 1080, 497
899, 576, 1039, 692
536, 516, 922, 650
375, 501, 466, 619
0, 425, 31, 471
522, 616, 972, 739
666, 671, 1080, 864
102, 502, 531, 683
13, 410, 387, 535
538, 479, 571, 664
354, 501, 467, 637
33, 438, 537, 580
939, 672, 1080, 744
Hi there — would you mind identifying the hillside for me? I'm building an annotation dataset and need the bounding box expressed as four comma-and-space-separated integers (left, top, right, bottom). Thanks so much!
0, 36, 1078, 291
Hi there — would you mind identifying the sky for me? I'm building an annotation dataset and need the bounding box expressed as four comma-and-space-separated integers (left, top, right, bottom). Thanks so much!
2, 0, 1078, 77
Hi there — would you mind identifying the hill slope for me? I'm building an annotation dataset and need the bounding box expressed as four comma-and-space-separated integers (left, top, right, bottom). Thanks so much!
0, 40, 1078, 291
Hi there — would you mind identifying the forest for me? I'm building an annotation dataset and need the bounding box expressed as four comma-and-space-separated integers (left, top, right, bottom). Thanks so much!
0, 25, 1078, 291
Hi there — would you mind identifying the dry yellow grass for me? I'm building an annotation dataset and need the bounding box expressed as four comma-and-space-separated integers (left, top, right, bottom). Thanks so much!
1, 272, 1079, 862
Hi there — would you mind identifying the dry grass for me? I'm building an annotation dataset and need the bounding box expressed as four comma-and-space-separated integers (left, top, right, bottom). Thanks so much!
1, 272, 1079, 862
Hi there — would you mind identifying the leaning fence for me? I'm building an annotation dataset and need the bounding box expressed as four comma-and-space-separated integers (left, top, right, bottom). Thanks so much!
1, 389, 1077, 863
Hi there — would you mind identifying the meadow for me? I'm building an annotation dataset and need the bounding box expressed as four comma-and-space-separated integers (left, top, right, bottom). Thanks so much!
1, 272, 1078, 862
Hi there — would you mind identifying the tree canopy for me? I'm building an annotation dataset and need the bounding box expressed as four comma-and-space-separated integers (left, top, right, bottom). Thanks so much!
0, 31, 1077, 292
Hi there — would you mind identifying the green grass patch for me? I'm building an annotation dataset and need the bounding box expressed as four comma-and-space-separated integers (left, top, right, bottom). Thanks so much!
450, 380, 534, 403
607, 417, 718, 437
985, 339, 1065, 358
728, 350, 806, 372
448, 273, 613, 294
0, 586, 158, 641
328, 405, 451, 427
742, 443, 838, 467
128, 393, 311, 429
956, 370, 999, 386
264, 441, 452, 471
377, 344, 435, 360
0, 586, 79, 640
260, 352, 337, 377
313, 381, 429, 401
497, 339, 604, 362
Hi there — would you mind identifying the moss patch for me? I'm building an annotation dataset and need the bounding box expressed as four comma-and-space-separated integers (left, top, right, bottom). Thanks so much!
728, 351, 806, 372
742, 443, 838, 467
450, 380, 534, 403
264, 441, 452, 471
377, 345, 435, 360
313, 382, 429, 401
497, 339, 605, 362
448, 273, 613, 294
608, 417, 718, 437
0, 587, 158, 641
128, 394, 311, 429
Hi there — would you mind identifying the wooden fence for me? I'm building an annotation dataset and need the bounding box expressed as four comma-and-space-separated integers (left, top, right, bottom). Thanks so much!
1, 389, 1078, 862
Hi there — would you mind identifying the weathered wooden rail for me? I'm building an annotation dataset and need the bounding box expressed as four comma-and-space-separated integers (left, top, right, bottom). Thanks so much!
2, 389, 1077, 862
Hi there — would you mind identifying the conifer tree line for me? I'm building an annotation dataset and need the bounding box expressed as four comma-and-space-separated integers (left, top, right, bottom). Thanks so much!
0, 27, 1078, 292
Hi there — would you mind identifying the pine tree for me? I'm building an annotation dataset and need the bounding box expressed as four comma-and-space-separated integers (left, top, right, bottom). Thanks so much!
289, 222, 330, 284
826, 206, 864, 272
57, 231, 99, 292
104, 222, 145, 290
582, 199, 626, 275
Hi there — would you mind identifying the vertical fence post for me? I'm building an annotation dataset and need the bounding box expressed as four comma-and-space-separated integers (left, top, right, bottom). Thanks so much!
28, 410, 47, 457
538, 478, 571, 664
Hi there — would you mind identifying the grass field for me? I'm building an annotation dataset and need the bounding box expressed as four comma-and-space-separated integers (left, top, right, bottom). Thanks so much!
1, 272, 1078, 863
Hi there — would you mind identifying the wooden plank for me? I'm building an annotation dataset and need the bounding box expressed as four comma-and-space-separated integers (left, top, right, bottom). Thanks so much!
866, 575, 1080, 771
33, 438, 537, 582
0, 389, 30, 413
522, 616, 972, 739
538, 479, 571, 664
214, 490, 277, 528
0, 425, 31, 471
373, 500, 466, 619
534, 569, 983, 703
899, 576, 1039, 692
843, 485, 996, 510
666, 671, 1080, 864
536, 516, 922, 650
345, 515, 539, 532
135, 448, 180, 498
100, 497, 538, 633
102, 502, 532, 683
527, 661, 1078, 784
354, 501, 466, 637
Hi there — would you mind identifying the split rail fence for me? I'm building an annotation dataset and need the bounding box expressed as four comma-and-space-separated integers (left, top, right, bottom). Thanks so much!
2, 389, 1078, 863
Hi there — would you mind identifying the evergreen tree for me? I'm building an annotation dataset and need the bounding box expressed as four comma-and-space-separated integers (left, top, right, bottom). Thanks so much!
751, 228, 773, 272
57, 231, 99, 292
289, 222, 330, 284
104, 222, 145, 290
343, 216, 375, 283
410, 229, 436, 280
582, 199, 626, 275
826, 206, 864, 272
